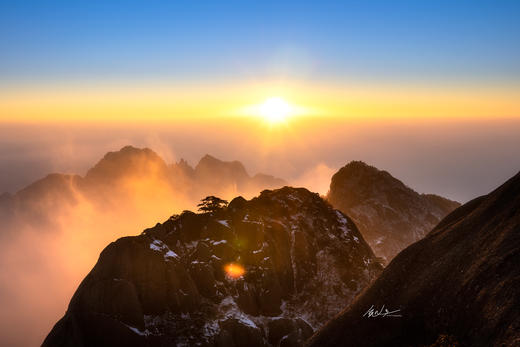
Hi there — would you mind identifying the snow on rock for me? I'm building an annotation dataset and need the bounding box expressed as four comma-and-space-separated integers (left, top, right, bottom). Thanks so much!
150, 239, 179, 261
327, 161, 460, 262
46, 186, 382, 347
164, 250, 179, 259
150, 239, 166, 252
217, 220, 230, 228
123, 323, 150, 336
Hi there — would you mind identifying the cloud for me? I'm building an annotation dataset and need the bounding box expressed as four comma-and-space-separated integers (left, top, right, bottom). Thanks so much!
291, 163, 337, 196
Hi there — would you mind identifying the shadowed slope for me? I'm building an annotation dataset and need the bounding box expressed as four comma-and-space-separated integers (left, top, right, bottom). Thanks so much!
327, 161, 460, 261
309, 171, 520, 347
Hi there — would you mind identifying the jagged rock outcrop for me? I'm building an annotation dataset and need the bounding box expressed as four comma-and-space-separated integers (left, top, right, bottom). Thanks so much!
309, 171, 520, 347
44, 187, 382, 346
327, 161, 459, 261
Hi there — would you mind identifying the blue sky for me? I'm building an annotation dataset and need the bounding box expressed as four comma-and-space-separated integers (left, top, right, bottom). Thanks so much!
1, 0, 519, 85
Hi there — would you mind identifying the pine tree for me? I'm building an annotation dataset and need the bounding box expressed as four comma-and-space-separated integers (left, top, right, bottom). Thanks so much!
197, 196, 228, 214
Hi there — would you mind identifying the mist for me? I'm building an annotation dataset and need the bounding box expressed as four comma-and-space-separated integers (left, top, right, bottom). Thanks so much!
0, 143, 284, 346
2, 117, 519, 202
0, 117, 519, 345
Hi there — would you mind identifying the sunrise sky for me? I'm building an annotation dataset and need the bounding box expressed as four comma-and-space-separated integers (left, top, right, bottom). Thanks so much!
1, 3, 519, 346
1, 1, 519, 122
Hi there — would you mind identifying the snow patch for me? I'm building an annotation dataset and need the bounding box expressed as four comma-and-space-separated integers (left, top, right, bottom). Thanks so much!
218, 296, 258, 329
287, 192, 303, 203
150, 239, 179, 261
243, 214, 262, 224
150, 239, 165, 252
217, 220, 230, 228
165, 250, 179, 259
123, 323, 150, 336
202, 319, 220, 338
335, 210, 348, 225
236, 315, 258, 329
363, 257, 372, 267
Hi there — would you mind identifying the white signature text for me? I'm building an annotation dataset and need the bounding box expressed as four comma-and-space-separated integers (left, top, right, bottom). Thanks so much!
363, 304, 402, 318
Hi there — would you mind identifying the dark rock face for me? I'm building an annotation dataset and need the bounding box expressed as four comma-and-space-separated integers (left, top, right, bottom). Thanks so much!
309, 171, 520, 347
43, 187, 382, 346
327, 161, 460, 261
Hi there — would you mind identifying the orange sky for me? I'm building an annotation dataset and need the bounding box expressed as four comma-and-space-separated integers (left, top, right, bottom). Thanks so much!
1, 80, 519, 123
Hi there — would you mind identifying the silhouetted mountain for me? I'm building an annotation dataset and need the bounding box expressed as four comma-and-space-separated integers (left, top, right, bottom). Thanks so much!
195, 154, 250, 183
83, 146, 170, 187
171, 158, 195, 177
0, 173, 81, 230
87, 146, 167, 180
0, 146, 286, 231
44, 187, 382, 347
251, 173, 287, 190
327, 161, 459, 261
309, 171, 520, 347
189, 154, 287, 199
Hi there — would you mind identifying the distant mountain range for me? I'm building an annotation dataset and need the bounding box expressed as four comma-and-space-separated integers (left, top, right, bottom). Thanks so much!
309, 170, 520, 346
44, 187, 382, 346
1, 145, 286, 229
327, 161, 460, 261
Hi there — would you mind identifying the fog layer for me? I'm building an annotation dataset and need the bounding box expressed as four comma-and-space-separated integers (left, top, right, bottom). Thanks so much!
0, 117, 519, 345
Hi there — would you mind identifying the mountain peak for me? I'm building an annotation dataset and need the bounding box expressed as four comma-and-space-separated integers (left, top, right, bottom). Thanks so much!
196, 154, 248, 175
328, 161, 459, 261
85, 146, 168, 183
333, 161, 402, 189
343, 160, 373, 170
193, 154, 253, 193
44, 186, 382, 346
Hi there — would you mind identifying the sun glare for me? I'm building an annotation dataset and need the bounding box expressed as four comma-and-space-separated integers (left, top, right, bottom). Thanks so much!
224, 263, 245, 279
259, 97, 291, 123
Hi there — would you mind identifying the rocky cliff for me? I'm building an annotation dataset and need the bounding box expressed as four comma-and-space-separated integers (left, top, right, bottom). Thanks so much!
44, 187, 382, 346
327, 161, 459, 261
310, 171, 520, 347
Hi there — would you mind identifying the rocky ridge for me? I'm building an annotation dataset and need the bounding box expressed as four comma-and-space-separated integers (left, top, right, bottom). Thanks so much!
44, 187, 382, 346
327, 161, 459, 261
310, 170, 520, 347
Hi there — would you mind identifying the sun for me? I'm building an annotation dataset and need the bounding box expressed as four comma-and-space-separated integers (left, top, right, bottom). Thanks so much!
259, 97, 291, 123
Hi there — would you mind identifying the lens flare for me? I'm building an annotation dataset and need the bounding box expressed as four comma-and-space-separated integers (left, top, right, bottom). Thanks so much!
224, 263, 245, 279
